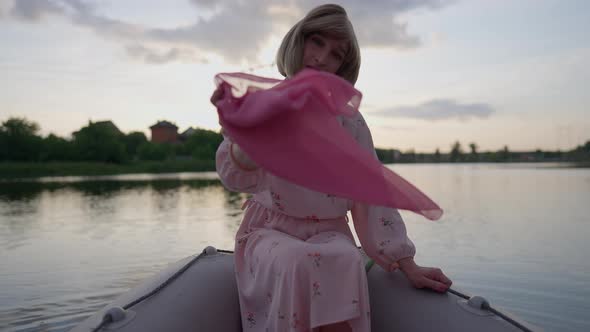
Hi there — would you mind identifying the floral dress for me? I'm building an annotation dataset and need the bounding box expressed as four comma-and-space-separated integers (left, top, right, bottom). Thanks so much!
216, 111, 416, 332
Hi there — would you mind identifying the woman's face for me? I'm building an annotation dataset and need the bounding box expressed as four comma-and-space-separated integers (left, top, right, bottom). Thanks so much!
302, 33, 348, 75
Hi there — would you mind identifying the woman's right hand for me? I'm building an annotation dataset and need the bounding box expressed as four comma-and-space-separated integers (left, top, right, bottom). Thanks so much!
210, 86, 224, 106
211, 85, 256, 169
399, 258, 452, 293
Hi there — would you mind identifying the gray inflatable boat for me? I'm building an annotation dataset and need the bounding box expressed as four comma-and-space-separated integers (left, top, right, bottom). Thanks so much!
71, 246, 538, 332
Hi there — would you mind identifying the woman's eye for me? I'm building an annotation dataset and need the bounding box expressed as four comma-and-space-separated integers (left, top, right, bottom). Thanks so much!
332, 52, 343, 60
312, 36, 323, 46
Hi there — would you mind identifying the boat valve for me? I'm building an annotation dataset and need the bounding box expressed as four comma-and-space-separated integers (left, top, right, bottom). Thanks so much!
96, 306, 136, 330
468, 295, 490, 310
457, 295, 493, 316
104, 307, 127, 323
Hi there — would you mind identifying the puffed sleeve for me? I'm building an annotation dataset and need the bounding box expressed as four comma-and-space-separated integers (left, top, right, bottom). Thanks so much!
215, 136, 268, 193
348, 113, 416, 271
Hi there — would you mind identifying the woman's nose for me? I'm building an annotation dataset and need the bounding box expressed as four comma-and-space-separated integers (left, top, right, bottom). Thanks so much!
314, 51, 328, 65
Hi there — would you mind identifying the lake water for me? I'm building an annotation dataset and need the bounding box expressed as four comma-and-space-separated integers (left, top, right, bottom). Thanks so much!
1, 163, 589, 331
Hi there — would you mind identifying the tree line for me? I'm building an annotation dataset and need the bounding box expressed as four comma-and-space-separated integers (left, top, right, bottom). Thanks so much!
0, 117, 222, 163
1, 116, 588, 165
376, 140, 590, 164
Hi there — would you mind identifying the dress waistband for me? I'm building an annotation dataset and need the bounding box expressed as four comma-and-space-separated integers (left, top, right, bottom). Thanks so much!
241, 198, 348, 223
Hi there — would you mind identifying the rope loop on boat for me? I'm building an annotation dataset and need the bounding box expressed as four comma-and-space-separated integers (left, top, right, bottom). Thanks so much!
91, 247, 220, 331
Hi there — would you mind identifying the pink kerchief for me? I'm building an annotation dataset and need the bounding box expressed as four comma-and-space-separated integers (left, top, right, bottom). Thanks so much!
214, 69, 443, 221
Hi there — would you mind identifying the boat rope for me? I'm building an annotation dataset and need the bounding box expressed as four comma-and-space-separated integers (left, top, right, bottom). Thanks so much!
447, 287, 534, 332
92, 248, 228, 331
366, 258, 534, 332
449, 287, 534, 332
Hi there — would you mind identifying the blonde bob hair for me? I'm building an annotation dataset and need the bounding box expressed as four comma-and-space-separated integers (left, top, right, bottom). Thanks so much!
276, 4, 361, 85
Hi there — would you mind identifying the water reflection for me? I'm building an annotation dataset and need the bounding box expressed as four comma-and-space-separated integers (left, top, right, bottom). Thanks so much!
0, 174, 248, 332
0, 178, 221, 202
1, 166, 589, 332
0, 182, 52, 202
0, 175, 238, 256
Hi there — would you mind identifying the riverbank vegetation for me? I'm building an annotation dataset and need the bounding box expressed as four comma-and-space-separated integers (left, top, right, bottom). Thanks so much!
1, 117, 588, 179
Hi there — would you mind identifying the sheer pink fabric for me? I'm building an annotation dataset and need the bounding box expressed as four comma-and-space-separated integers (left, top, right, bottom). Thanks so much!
214, 69, 442, 221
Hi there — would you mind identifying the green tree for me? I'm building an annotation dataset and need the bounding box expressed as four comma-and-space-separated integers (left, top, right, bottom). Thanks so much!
72, 121, 127, 163
376, 148, 395, 163
434, 148, 441, 163
468, 142, 479, 162
123, 131, 148, 158
183, 129, 223, 160
567, 140, 590, 162
499, 145, 511, 162
534, 149, 545, 162
0, 117, 43, 161
41, 134, 75, 161
400, 149, 416, 163
450, 141, 463, 162
137, 142, 173, 161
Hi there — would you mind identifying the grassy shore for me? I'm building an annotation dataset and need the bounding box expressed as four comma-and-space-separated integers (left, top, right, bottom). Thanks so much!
0, 160, 216, 179
1, 160, 588, 180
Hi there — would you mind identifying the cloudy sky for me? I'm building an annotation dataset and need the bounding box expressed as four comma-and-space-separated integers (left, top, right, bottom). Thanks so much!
1, 0, 588, 152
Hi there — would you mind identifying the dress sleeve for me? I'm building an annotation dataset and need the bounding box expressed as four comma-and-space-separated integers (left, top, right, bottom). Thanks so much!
215, 136, 268, 193
348, 113, 416, 271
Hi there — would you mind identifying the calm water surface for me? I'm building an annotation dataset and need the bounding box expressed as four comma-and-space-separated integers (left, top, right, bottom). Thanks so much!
1, 163, 589, 331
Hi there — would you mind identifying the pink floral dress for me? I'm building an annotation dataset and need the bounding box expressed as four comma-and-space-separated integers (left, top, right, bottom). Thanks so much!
216, 112, 416, 332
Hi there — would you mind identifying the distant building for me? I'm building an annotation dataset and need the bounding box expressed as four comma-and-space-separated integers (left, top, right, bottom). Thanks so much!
150, 121, 179, 144
179, 127, 197, 141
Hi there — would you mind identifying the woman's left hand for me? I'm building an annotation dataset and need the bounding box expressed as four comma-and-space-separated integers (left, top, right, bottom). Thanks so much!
398, 257, 452, 293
